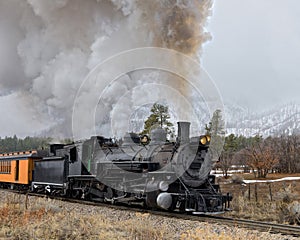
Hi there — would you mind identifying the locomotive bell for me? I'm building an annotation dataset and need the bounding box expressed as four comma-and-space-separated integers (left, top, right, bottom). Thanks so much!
177, 122, 191, 143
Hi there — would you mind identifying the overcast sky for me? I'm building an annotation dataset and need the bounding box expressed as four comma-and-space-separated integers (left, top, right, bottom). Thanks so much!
203, 0, 300, 110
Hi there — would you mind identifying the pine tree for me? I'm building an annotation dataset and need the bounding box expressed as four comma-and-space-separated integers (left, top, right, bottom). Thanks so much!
141, 103, 174, 137
205, 109, 225, 136
206, 109, 225, 162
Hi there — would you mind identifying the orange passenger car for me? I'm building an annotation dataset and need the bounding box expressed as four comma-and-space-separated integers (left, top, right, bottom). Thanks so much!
0, 151, 41, 187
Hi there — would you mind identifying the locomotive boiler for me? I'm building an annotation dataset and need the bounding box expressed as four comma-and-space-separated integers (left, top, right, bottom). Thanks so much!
31, 121, 231, 214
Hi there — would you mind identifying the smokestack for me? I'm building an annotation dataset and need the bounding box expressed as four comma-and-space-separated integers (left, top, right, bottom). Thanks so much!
177, 122, 190, 143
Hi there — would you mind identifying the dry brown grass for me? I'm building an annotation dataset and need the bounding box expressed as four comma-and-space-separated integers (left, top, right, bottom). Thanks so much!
180, 226, 275, 240
0, 191, 292, 240
221, 173, 300, 225
0, 195, 165, 239
2, 174, 299, 239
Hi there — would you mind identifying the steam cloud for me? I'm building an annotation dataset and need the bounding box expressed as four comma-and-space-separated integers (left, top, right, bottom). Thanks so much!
0, 0, 213, 138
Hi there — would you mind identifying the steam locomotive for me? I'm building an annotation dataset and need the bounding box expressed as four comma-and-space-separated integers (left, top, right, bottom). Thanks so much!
0, 122, 232, 214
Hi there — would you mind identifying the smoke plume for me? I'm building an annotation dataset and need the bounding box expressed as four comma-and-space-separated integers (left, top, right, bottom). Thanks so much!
0, 0, 213, 138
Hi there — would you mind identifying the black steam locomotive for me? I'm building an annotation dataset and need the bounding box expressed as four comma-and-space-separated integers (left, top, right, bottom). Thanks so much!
32, 122, 231, 214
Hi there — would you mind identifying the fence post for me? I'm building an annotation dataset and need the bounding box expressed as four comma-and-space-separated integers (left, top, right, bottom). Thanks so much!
255, 184, 258, 202
248, 184, 251, 201
268, 183, 273, 201
25, 192, 29, 210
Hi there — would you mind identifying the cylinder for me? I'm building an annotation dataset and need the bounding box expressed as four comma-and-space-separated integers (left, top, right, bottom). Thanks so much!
156, 192, 172, 210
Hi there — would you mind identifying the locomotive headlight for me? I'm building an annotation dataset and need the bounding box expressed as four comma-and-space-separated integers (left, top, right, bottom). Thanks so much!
200, 136, 207, 145
200, 135, 211, 146
159, 181, 169, 192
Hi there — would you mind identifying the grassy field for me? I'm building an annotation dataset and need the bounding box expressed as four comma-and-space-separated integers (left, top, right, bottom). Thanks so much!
220, 173, 300, 224
0, 195, 164, 239
0, 191, 291, 240
0, 174, 299, 239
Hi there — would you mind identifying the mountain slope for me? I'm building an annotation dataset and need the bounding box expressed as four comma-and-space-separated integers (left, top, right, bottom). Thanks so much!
225, 103, 300, 137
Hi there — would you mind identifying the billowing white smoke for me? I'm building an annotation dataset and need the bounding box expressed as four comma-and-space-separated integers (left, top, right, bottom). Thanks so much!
0, 0, 213, 138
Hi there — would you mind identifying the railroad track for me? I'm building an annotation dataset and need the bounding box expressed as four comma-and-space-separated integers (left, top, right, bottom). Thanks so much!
145, 209, 300, 237
4, 189, 300, 237
187, 215, 300, 237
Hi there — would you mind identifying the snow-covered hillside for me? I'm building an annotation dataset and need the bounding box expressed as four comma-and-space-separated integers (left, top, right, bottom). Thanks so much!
225, 103, 300, 137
